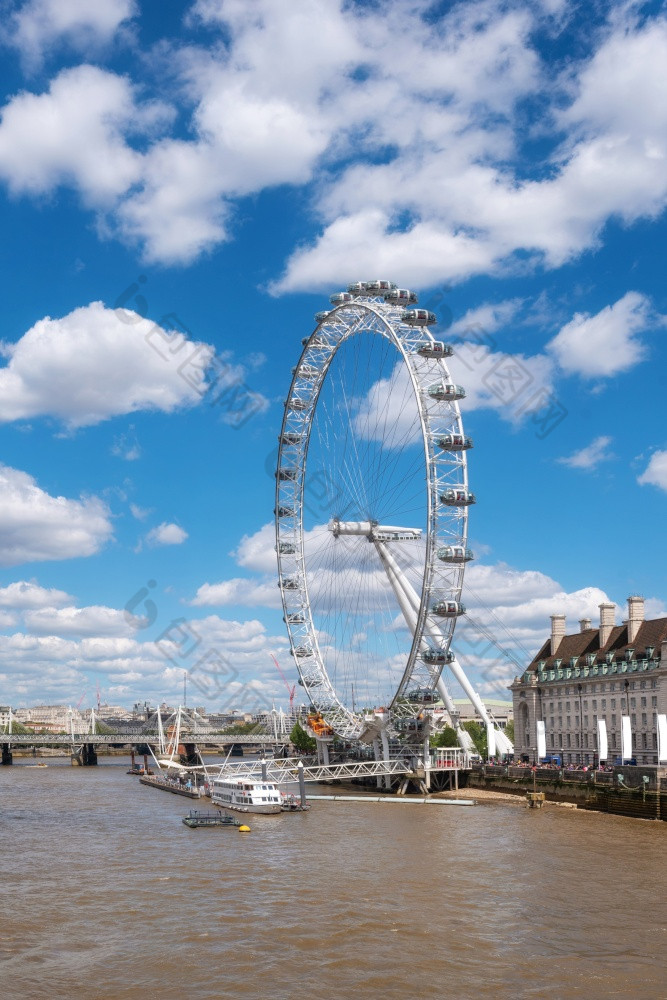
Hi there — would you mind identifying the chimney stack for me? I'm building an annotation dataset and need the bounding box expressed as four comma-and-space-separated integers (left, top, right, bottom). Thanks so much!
550, 614, 566, 656
599, 603, 616, 648
626, 595, 645, 644
579, 618, 592, 632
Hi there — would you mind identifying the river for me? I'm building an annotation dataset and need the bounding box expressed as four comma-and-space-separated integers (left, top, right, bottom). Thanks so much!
1, 757, 665, 999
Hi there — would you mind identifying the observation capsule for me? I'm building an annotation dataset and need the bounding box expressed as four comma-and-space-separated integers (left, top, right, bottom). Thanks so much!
384, 288, 418, 305
279, 431, 302, 446
407, 687, 440, 704
314, 310, 330, 323
440, 488, 476, 507
427, 382, 465, 401
285, 612, 306, 624
276, 468, 297, 482
402, 308, 436, 326
347, 281, 369, 295
291, 364, 320, 379
292, 645, 313, 658
285, 397, 309, 411
363, 279, 397, 294
275, 541, 296, 555
415, 341, 453, 358
421, 648, 454, 665
275, 506, 295, 518
330, 291, 354, 306
280, 578, 300, 591
436, 433, 473, 451
437, 545, 474, 563
431, 600, 466, 617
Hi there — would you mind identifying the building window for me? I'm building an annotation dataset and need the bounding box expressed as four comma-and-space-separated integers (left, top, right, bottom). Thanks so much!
640, 680, 646, 689
558, 716, 563, 728
566, 734, 571, 747
642, 733, 648, 749
566, 716, 571, 728
566, 701, 571, 712
611, 733, 617, 749
630, 697, 636, 709
601, 699, 606, 710
631, 714, 637, 727
611, 714, 617, 727
584, 734, 589, 748
652, 697, 658, 708
550, 716, 554, 727
584, 715, 589, 727
610, 682, 616, 691
575, 733, 579, 748
611, 698, 616, 709
641, 696, 647, 707
642, 713, 647, 727
651, 680, 657, 689
592, 699, 597, 710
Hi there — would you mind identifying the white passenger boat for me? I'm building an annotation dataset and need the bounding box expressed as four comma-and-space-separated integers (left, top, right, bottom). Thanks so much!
210, 777, 282, 814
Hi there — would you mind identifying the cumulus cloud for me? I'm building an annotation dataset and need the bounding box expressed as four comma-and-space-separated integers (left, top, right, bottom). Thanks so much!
0, 3, 665, 280
557, 435, 614, 470
0, 580, 72, 609
188, 577, 282, 609
547, 292, 657, 377
0, 464, 112, 566
0, 301, 214, 428
23, 604, 138, 637
638, 450, 667, 491
6, 0, 137, 68
146, 522, 188, 546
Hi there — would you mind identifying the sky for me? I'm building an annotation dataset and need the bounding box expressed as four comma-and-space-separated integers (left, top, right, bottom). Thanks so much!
0, 0, 666, 714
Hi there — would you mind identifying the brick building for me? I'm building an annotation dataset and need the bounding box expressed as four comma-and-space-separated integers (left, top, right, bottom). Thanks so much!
510, 596, 667, 766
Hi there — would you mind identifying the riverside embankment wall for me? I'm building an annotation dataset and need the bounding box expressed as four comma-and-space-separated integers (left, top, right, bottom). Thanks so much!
470, 765, 667, 821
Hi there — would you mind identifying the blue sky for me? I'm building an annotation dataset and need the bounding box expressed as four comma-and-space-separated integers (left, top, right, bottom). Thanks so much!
0, 0, 665, 712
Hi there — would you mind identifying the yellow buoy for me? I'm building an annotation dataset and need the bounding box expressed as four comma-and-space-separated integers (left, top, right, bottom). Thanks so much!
238, 824, 251, 833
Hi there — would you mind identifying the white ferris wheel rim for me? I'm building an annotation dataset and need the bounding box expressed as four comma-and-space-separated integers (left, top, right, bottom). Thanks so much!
275, 284, 472, 741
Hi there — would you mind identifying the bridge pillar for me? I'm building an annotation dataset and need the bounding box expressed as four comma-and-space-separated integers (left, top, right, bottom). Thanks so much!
1, 743, 13, 765
180, 743, 198, 767
373, 739, 383, 789
82, 744, 98, 766
230, 743, 243, 757
381, 729, 391, 790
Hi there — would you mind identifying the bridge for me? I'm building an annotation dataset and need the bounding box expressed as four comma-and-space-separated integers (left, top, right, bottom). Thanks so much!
0, 733, 280, 746
208, 748, 470, 793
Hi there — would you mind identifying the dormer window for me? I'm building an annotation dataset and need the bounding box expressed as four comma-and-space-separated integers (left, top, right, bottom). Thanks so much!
645, 646, 655, 659
587, 653, 596, 666
606, 652, 614, 664
570, 656, 579, 668
625, 648, 635, 661
554, 658, 562, 668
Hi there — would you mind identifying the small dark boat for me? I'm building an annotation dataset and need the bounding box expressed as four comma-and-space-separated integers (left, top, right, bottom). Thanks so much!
127, 765, 153, 775
182, 810, 242, 829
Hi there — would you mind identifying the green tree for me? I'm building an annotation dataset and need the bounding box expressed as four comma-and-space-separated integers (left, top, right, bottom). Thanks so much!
463, 721, 487, 757
290, 722, 316, 753
431, 725, 459, 748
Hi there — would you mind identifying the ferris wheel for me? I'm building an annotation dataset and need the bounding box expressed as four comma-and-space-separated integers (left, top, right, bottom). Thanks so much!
275, 280, 495, 747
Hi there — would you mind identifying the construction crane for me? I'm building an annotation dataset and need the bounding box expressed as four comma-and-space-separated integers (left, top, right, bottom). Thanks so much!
269, 653, 296, 713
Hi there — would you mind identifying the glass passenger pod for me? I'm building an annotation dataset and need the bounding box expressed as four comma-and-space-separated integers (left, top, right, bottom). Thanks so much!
437, 545, 474, 563
427, 382, 465, 401
276, 468, 297, 482
431, 600, 466, 617
329, 292, 354, 306
314, 311, 330, 324
275, 541, 296, 554
402, 308, 437, 326
280, 578, 300, 591
436, 433, 473, 451
280, 432, 302, 446
363, 279, 397, 294
291, 364, 320, 379
407, 687, 440, 704
440, 488, 476, 507
285, 612, 306, 624
421, 648, 455, 665
292, 645, 313, 658
285, 397, 309, 411
275, 506, 295, 518
415, 341, 453, 358
384, 288, 418, 304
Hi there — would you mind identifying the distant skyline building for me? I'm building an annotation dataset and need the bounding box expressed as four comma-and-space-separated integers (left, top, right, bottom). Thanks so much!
511, 597, 667, 766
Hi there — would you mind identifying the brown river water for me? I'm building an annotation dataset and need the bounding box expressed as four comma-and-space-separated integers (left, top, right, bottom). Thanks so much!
1, 757, 666, 1000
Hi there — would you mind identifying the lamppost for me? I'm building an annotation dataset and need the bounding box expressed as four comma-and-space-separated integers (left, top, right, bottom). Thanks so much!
578, 683, 583, 767
624, 678, 630, 762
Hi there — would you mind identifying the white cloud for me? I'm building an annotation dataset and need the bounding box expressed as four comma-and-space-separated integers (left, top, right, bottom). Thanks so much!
0, 301, 214, 428
7, 0, 137, 68
547, 292, 656, 377
0, 580, 72, 609
146, 522, 188, 546
0, 65, 157, 202
23, 605, 138, 637
189, 577, 282, 609
0, 464, 112, 567
638, 450, 667, 492
557, 435, 614, 470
